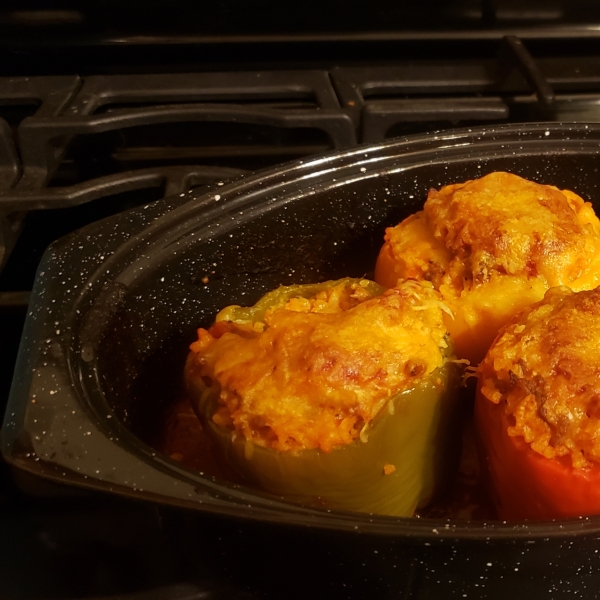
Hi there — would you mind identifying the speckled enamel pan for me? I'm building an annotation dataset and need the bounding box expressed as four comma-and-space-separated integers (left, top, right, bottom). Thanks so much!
5, 123, 600, 599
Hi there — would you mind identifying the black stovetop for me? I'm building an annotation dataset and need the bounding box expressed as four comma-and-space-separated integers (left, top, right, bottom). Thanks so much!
3, 16, 600, 597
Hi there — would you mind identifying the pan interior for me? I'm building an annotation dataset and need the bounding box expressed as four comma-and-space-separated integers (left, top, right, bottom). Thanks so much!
93, 148, 600, 516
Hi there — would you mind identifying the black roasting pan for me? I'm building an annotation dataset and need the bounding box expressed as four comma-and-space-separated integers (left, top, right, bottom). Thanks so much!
4, 123, 600, 599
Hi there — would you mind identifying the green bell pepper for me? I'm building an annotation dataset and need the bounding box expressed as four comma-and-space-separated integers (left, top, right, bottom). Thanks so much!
186, 278, 464, 517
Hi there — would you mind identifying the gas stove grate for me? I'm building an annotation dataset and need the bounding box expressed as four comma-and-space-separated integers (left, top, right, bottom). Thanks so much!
3, 34, 600, 599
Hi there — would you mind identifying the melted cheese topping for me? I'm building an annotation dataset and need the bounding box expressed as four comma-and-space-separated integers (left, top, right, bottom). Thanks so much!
188, 280, 449, 453
479, 286, 600, 469
376, 172, 600, 364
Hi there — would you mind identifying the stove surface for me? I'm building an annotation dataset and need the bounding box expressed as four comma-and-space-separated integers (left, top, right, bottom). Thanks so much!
3, 29, 600, 597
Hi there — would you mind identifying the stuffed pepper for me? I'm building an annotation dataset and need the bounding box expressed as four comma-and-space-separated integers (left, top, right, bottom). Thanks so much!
476, 286, 600, 520
185, 278, 464, 517
375, 172, 600, 364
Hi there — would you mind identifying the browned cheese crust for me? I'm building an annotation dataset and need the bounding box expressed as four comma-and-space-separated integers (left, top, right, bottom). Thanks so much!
478, 286, 600, 468
423, 172, 597, 286
187, 280, 449, 453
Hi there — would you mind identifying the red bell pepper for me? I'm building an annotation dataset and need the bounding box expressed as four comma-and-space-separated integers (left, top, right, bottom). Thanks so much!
475, 381, 600, 521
